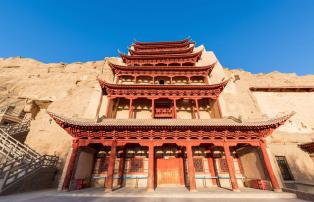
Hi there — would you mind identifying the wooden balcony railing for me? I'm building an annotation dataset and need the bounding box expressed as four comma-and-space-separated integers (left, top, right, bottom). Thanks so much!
154, 108, 173, 118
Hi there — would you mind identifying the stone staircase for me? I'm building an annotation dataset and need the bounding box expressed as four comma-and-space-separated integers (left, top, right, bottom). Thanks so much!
0, 128, 59, 195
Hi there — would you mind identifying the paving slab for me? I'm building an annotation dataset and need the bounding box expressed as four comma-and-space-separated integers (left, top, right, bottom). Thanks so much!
0, 188, 307, 202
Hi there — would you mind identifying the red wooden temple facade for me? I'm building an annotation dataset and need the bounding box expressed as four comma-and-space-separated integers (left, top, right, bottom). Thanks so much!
49, 39, 293, 192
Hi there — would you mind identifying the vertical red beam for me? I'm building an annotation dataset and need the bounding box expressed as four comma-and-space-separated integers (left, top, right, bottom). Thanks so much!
223, 144, 239, 191
62, 141, 79, 190
118, 147, 126, 187
207, 154, 217, 186
129, 98, 133, 118
151, 99, 155, 118
147, 143, 155, 192
105, 141, 117, 192
194, 99, 200, 119
260, 141, 281, 192
186, 144, 197, 192
173, 99, 177, 119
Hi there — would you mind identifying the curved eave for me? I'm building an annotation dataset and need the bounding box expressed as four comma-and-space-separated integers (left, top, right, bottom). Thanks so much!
134, 38, 191, 45
299, 142, 314, 153
48, 111, 294, 134
120, 49, 203, 61
98, 78, 229, 91
133, 41, 194, 50
108, 61, 216, 74
129, 46, 194, 55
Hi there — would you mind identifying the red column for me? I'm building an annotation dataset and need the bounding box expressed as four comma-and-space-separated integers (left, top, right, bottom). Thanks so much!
129, 98, 133, 118
147, 143, 155, 191
105, 141, 117, 192
151, 99, 155, 118
223, 144, 240, 191
260, 141, 281, 192
186, 144, 197, 192
118, 147, 126, 187
62, 141, 79, 190
194, 99, 200, 119
173, 99, 177, 119
207, 155, 217, 186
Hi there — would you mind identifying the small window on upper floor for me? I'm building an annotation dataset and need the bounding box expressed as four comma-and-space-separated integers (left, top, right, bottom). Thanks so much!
159, 80, 165, 85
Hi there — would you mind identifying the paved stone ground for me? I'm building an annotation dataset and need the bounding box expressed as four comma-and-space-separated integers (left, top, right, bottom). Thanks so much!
0, 188, 309, 202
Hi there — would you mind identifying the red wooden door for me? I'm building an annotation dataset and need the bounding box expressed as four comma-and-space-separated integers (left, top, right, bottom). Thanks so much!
157, 158, 184, 186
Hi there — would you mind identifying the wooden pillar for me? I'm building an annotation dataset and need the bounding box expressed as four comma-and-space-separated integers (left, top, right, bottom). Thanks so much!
105, 141, 117, 192
147, 143, 155, 191
151, 99, 155, 118
223, 144, 240, 191
118, 147, 126, 187
186, 144, 197, 192
173, 99, 177, 119
105, 97, 112, 118
170, 76, 173, 84
129, 98, 133, 118
134, 75, 137, 84
194, 99, 200, 119
62, 141, 79, 190
152, 76, 155, 84
260, 141, 281, 192
207, 155, 217, 186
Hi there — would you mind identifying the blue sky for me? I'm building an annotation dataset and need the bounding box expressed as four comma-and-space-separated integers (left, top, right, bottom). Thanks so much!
0, 0, 313, 75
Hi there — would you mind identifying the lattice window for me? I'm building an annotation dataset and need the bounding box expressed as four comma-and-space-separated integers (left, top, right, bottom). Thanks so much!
193, 158, 204, 172
129, 158, 144, 173
93, 157, 109, 174
275, 156, 294, 181
219, 158, 229, 173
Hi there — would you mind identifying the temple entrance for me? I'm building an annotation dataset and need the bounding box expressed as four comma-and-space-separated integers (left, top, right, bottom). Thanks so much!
155, 144, 185, 187
157, 158, 184, 186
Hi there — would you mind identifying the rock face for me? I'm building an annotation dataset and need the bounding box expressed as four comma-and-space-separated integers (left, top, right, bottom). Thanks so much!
0, 57, 112, 162
1, 51, 314, 186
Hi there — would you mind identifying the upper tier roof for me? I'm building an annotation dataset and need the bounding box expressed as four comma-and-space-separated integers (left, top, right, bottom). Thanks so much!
120, 49, 203, 63
98, 78, 229, 98
129, 45, 194, 55
134, 38, 191, 46
133, 40, 194, 50
108, 61, 216, 76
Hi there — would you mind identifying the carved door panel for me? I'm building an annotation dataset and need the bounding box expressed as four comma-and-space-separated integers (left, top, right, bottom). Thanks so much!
157, 158, 184, 186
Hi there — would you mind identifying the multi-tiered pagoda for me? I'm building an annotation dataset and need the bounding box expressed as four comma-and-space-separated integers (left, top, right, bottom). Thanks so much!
49, 38, 292, 192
